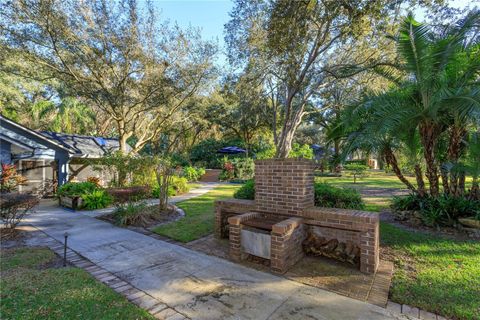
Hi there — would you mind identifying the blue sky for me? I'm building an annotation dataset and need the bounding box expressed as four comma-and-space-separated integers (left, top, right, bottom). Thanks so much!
150, 0, 476, 65
151, 0, 233, 64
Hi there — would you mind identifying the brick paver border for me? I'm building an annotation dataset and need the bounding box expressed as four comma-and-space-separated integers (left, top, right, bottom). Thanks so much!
386, 301, 450, 320
27, 225, 189, 320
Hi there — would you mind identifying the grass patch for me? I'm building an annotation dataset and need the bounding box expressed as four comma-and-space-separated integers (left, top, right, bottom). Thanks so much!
153, 184, 240, 242
0, 247, 154, 320
363, 197, 391, 212
187, 182, 202, 190
316, 170, 411, 189
381, 223, 480, 320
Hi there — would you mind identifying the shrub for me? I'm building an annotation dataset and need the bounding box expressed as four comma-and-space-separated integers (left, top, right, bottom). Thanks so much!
82, 190, 113, 210
106, 186, 151, 203
233, 179, 255, 200
182, 166, 205, 182
113, 201, 155, 226
220, 161, 235, 181
255, 145, 276, 159
314, 183, 365, 209
170, 153, 190, 167
392, 194, 480, 226
289, 143, 313, 159
231, 158, 254, 180
152, 176, 190, 197
0, 163, 27, 193
172, 176, 189, 193
344, 163, 368, 183
57, 181, 98, 197
219, 158, 254, 181
391, 194, 422, 211
0, 193, 39, 229
233, 180, 365, 210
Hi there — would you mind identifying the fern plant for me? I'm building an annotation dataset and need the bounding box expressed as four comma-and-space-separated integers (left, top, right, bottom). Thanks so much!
81, 190, 112, 210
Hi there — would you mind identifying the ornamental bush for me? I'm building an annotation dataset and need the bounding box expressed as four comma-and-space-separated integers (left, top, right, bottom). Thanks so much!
392, 194, 480, 226
233, 180, 365, 210
82, 190, 113, 210
182, 166, 205, 182
0, 193, 39, 229
151, 176, 190, 197
314, 183, 365, 209
57, 181, 98, 197
233, 179, 255, 200
344, 164, 368, 183
112, 201, 150, 226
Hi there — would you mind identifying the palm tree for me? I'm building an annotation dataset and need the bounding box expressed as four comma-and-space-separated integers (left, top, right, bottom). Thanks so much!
37, 97, 96, 134
360, 11, 480, 197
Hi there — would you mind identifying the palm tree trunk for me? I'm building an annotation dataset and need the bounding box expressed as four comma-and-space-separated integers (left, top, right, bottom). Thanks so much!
447, 126, 467, 196
384, 147, 417, 193
469, 176, 479, 200
419, 123, 440, 197
457, 171, 465, 197
414, 164, 426, 197
441, 167, 450, 196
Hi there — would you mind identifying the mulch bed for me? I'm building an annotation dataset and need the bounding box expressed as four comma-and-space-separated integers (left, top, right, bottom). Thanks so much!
99, 204, 183, 228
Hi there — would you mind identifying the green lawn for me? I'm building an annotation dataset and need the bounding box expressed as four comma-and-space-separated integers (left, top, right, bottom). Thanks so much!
381, 223, 480, 320
187, 182, 202, 190
316, 170, 412, 189
153, 184, 241, 242
0, 247, 154, 320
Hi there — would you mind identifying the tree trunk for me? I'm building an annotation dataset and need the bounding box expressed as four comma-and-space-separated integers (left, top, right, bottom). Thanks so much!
275, 101, 304, 158
469, 176, 479, 200
119, 135, 129, 155
419, 123, 440, 197
414, 164, 426, 197
447, 126, 467, 196
156, 163, 173, 211
457, 171, 465, 197
441, 167, 450, 196
384, 147, 417, 193
272, 103, 278, 146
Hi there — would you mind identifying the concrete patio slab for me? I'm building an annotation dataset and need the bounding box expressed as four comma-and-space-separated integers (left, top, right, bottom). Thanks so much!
26, 200, 406, 320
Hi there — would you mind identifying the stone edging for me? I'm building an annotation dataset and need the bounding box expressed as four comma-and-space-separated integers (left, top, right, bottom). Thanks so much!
386, 301, 449, 320
28, 225, 189, 320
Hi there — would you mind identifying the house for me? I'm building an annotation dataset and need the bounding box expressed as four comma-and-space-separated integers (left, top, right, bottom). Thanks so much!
0, 115, 124, 192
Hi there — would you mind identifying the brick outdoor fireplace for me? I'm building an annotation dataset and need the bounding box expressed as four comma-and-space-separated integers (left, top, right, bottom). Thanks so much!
215, 159, 379, 274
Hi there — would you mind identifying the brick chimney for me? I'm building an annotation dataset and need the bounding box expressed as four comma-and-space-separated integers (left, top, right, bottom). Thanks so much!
254, 159, 315, 216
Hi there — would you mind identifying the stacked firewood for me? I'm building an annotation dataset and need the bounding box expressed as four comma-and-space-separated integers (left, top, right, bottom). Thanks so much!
302, 233, 360, 266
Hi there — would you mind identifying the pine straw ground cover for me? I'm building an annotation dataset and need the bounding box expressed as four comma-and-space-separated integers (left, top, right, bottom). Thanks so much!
0, 247, 153, 320
381, 223, 480, 320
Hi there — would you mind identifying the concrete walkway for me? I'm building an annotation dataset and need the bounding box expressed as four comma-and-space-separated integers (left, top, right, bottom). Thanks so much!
27, 189, 404, 320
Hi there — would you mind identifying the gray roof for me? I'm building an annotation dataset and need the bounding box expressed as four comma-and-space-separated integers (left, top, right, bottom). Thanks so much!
39, 131, 127, 158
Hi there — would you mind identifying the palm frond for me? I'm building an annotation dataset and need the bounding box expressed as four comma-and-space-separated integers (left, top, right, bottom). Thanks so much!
398, 13, 431, 81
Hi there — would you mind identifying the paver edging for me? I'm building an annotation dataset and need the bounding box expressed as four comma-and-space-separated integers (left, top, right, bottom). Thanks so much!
27, 224, 190, 320
386, 301, 451, 320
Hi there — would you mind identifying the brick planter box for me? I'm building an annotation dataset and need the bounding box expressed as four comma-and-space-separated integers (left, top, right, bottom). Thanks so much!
215, 158, 380, 274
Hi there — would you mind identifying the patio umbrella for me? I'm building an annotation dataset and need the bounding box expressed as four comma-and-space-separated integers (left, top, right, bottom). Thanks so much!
217, 146, 246, 154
